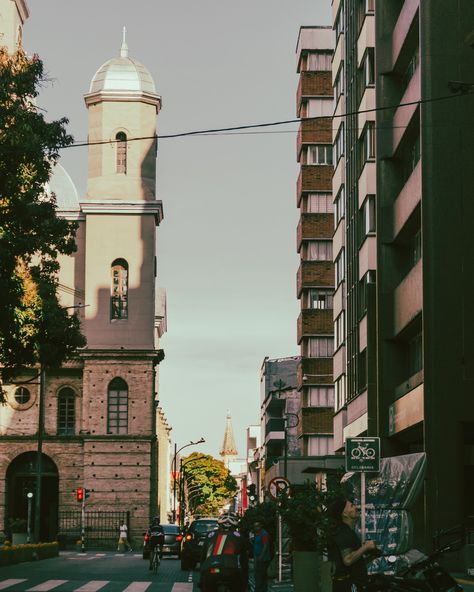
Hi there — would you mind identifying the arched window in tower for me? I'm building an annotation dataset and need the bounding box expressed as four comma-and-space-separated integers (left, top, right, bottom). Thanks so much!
107, 378, 128, 435
57, 387, 75, 435
116, 132, 127, 174
111, 259, 128, 320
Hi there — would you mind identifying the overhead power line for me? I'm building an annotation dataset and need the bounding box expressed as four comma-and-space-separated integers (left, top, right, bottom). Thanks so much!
61, 91, 471, 149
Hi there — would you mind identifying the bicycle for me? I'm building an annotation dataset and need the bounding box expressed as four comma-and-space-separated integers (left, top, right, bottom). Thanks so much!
150, 545, 161, 575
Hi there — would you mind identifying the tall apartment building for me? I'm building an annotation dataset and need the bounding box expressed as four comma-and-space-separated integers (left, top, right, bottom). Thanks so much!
295, 27, 336, 458
331, 0, 377, 450
331, 0, 474, 548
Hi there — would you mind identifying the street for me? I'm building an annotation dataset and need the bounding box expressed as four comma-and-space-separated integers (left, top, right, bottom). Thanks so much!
0, 554, 197, 592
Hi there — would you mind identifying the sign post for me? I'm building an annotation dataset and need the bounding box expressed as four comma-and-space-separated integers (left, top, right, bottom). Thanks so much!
345, 437, 380, 541
267, 477, 291, 583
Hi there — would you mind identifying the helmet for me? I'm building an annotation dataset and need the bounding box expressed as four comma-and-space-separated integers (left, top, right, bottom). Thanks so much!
217, 512, 239, 530
151, 516, 160, 526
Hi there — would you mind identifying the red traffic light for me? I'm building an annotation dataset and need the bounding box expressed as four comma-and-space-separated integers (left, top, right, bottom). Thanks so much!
76, 487, 84, 502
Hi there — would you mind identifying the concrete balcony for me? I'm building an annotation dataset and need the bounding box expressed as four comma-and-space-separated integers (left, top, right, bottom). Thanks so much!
392, 0, 420, 71
358, 89, 375, 140
332, 155, 345, 194
264, 417, 285, 444
297, 309, 334, 344
357, 15, 375, 68
297, 119, 332, 161
297, 213, 334, 252
389, 383, 424, 436
358, 161, 376, 208
296, 71, 333, 113
358, 235, 376, 280
393, 258, 422, 337
333, 218, 345, 259
297, 357, 333, 388
296, 261, 334, 297
297, 406, 334, 438
393, 159, 421, 240
392, 65, 420, 155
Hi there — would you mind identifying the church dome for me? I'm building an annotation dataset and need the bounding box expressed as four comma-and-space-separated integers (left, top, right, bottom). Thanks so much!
88, 30, 157, 96
46, 163, 80, 212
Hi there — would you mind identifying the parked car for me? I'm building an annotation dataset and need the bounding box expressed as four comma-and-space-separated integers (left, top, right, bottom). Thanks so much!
142, 524, 183, 559
180, 517, 218, 570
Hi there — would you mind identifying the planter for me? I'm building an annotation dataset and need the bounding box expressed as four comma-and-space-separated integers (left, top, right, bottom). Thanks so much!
293, 551, 333, 592
12, 533, 27, 545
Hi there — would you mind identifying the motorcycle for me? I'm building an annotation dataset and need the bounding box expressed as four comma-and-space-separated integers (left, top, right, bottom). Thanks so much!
366, 541, 463, 592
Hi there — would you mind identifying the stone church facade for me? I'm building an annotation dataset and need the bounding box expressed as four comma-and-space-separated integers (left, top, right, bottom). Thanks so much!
0, 0, 170, 544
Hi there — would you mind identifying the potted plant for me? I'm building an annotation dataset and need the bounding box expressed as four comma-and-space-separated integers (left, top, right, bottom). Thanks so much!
280, 483, 339, 592
8, 518, 27, 545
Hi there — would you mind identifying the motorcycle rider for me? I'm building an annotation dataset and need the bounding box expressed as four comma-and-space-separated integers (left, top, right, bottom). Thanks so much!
200, 512, 246, 592
147, 516, 165, 571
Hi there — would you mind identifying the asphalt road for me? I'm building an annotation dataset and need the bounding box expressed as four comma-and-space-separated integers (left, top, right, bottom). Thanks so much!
0, 552, 194, 592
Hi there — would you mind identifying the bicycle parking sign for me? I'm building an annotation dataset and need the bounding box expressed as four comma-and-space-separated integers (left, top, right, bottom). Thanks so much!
345, 437, 380, 472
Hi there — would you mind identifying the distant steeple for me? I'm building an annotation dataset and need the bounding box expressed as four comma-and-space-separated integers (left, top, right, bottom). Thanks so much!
120, 26, 129, 58
220, 411, 238, 467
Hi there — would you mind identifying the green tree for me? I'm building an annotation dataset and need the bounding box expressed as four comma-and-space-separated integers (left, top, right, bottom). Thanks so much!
183, 453, 237, 516
0, 47, 86, 386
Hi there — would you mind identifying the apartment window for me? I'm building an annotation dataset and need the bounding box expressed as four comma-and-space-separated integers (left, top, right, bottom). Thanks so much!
402, 47, 419, 93
307, 386, 335, 407
334, 64, 345, 99
411, 230, 422, 266
301, 51, 332, 72
334, 124, 345, 164
335, 186, 345, 226
409, 333, 423, 375
335, 374, 346, 411
359, 270, 376, 317
303, 240, 333, 261
308, 435, 334, 456
305, 145, 333, 166
335, 249, 345, 285
107, 378, 128, 435
358, 349, 368, 392
307, 289, 333, 310
116, 132, 127, 174
362, 195, 376, 235
361, 122, 376, 163
335, 312, 345, 349
111, 259, 128, 320
358, 0, 375, 29
57, 387, 75, 435
335, 3, 345, 39
305, 337, 334, 358
304, 193, 333, 214
363, 48, 375, 87
14, 387, 30, 405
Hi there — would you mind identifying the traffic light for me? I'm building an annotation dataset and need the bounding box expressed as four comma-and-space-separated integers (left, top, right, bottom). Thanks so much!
247, 483, 256, 505
84, 489, 90, 500
76, 487, 84, 502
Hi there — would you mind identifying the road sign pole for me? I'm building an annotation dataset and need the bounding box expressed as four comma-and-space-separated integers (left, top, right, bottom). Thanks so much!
278, 510, 282, 582
360, 472, 366, 542
81, 495, 85, 553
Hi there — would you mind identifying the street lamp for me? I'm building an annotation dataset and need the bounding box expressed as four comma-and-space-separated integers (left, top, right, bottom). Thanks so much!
26, 492, 34, 543
172, 438, 205, 523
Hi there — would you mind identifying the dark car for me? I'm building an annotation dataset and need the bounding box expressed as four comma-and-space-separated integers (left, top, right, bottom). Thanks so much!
143, 524, 183, 559
180, 518, 218, 570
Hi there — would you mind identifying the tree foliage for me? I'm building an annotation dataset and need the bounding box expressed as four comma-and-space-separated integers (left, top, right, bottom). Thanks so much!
0, 48, 86, 382
183, 452, 237, 516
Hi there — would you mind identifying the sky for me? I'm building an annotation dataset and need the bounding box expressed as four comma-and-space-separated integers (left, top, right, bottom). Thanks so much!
24, 0, 332, 458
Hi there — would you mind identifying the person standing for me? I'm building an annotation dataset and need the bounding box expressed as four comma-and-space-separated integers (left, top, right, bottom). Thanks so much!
118, 521, 132, 552
252, 521, 271, 592
327, 498, 378, 592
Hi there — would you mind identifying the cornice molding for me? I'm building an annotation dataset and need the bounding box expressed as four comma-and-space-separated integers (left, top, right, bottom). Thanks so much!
16, 0, 29, 22
84, 90, 161, 111
80, 200, 163, 224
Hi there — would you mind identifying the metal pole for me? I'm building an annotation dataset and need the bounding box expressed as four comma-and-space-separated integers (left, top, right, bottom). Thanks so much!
283, 422, 288, 480
172, 443, 177, 523
34, 365, 45, 543
278, 511, 282, 582
81, 493, 85, 552
360, 472, 366, 542
26, 493, 33, 543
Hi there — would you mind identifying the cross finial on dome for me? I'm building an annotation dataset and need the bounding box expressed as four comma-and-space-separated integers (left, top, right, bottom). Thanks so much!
120, 26, 129, 58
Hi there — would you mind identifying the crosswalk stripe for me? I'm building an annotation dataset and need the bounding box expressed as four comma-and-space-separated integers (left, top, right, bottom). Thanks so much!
27, 581, 68, 591
171, 584, 193, 592
122, 583, 152, 592
0, 581, 27, 590
73, 582, 109, 592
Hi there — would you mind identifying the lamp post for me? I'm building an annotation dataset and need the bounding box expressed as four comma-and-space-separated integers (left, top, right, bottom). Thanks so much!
172, 438, 205, 523
178, 456, 203, 529
26, 492, 33, 543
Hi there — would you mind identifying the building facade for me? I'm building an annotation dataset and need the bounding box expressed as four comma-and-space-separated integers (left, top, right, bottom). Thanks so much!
0, 8, 168, 544
295, 27, 336, 458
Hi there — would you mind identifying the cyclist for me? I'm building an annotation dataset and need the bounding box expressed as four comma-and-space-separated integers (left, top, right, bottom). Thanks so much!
147, 517, 164, 571
200, 512, 246, 592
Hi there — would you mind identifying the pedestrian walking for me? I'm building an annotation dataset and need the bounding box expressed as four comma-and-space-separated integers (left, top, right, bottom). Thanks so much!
118, 521, 132, 552
252, 521, 271, 592
327, 498, 378, 592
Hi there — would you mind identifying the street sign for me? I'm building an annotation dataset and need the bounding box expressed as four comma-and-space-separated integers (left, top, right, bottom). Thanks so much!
268, 477, 290, 500
345, 437, 380, 472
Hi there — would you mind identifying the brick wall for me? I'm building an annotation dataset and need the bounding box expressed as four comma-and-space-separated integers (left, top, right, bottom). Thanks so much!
297, 309, 334, 343
297, 213, 334, 250
296, 261, 334, 296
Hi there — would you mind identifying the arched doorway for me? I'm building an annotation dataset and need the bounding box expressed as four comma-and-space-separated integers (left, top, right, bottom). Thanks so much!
6, 452, 59, 541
